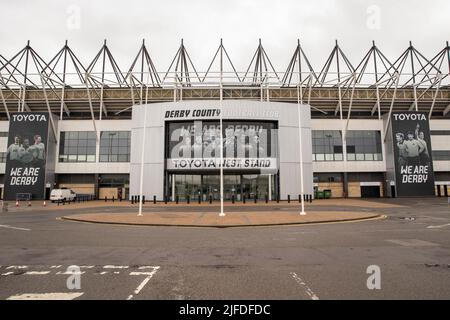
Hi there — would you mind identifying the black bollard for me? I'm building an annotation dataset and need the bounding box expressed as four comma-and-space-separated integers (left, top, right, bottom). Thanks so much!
187, 195, 190, 204
254, 194, 257, 203
288, 195, 291, 203
209, 195, 212, 204
105, 196, 107, 202
164, 195, 168, 204
231, 195, 235, 204
243, 195, 246, 204
176, 195, 179, 204
153, 195, 156, 204
142, 196, 145, 204
131, 196, 134, 204
277, 194, 280, 203
198, 196, 201, 204
112, 196, 115, 203
265, 193, 268, 203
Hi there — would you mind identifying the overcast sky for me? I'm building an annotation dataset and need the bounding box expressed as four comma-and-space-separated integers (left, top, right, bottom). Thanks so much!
0, 0, 449, 74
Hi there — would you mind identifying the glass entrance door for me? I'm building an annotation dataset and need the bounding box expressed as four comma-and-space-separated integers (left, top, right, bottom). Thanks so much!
224, 175, 241, 201
170, 173, 274, 202
202, 175, 219, 200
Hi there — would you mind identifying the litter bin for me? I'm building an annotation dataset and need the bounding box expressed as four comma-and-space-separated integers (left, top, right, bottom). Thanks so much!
323, 189, 332, 199
316, 191, 324, 199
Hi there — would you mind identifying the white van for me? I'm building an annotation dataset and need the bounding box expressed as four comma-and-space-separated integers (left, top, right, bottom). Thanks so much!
50, 189, 76, 202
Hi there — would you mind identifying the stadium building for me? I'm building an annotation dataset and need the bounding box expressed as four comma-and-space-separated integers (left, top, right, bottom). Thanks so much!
0, 39, 449, 201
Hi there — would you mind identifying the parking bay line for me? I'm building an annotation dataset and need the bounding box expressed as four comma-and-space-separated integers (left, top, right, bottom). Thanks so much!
127, 267, 160, 300
24, 271, 51, 275
0, 224, 30, 231
427, 223, 450, 229
6, 293, 84, 300
290, 272, 319, 300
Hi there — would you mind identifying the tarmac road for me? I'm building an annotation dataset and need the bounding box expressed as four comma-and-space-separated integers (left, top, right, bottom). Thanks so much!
0, 198, 449, 300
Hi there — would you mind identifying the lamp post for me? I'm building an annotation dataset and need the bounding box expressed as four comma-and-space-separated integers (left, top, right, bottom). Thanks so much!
325, 133, 333, 161
108, 132, 116, 161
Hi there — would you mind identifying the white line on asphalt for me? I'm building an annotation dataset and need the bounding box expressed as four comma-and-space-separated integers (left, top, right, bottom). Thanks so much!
50, 265, 62, 269
0, 224, 31, 231
290, 272, 319, 300
127, 267, 160, 300
55, 271, 85, 275
1, 272, 14, 276
427, 223, 450, 229
24, 271, 51, 275
6, 266, 28, 269
6, 292, 84, 300
104, 265, 129, 269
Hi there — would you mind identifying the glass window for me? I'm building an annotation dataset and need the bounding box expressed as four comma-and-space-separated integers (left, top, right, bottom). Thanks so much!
99, 131, 131, 162
59, 131, 96, 162
311, 130, 343, 162
346, 130, 383, 161
433, 150, 450, 161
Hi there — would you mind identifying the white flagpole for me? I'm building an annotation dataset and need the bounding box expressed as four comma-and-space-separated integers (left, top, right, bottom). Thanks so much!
138, 105, 147, 216
297, 84, 306, 215
219, 39, 225, 217
138, 72, 150, 217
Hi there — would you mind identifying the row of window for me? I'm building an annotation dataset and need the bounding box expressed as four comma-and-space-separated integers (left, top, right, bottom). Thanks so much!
313, 152, 383, 162
430, 131, 450, 136
3, 130, 450, 164
312, 130, 383, 162
59, 131, 131, 163
433, 151, 450, 161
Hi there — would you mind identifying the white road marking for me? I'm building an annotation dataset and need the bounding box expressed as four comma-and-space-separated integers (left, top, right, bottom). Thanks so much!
0, 224, 30, 231
6, 292, 84, 300
427, 223, 450, 229
386, 239, 439, 247
127, 266, 160, 300
24, 271, 51, 275
50, 265, 62, 269
6, 266, 28, 269
104, 265, 129, 269
56, 271, 85, 275
1, 272, 14, 276
290, 272, 319, 300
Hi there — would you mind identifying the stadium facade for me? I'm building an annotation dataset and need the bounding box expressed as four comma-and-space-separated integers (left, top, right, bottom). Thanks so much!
0, 39, 449, 201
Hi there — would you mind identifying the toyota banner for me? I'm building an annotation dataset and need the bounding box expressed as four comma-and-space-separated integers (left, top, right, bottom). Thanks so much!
4, 113, 50, 200
391, 111, 435, 197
